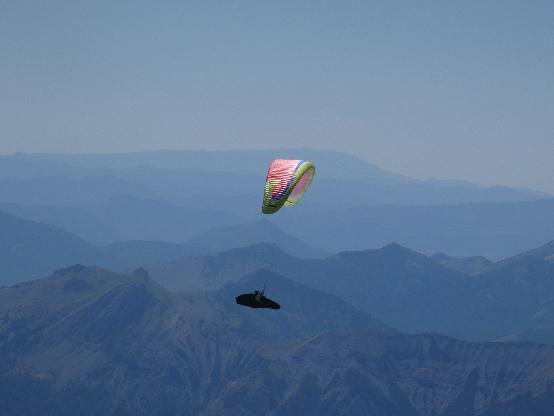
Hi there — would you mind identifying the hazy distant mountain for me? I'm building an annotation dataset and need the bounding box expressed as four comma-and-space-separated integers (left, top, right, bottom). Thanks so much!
0, 178, 245, 243
494, 240, 554, 268
1, 150, 546, 207
0, 153, 87, 178
145, 243, 293, 291
0, 211, 106, 285
1, 151, 551, 257
147, 242, 554, 344
3, 183, 551, 258
0, 201, 116, 244
527, 240, 554, 262
431, 252, 493, 275
2, 149, 413, 184
271, 198, 554, 258
185, 219, 327, 258
0, 210, 320, 284
0, 175, 155, 207
91, 195, 245, 242
99, 240, 203, 269
0, 265, 552, 416
0, 210, 205, 283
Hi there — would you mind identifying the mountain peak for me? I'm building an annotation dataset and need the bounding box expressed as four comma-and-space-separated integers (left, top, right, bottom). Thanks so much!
229, 268, 294, 287
185, 219, 327, 259
41, 264, 135, 294
54, 263, 89, 275
431, 254, 493, 275
218, 268, 395, 337
431, 252, 451, 261
496, 239, 554, 267
334, 243, 419, 263
220, 242, 289, 259
380, 242, 412, 253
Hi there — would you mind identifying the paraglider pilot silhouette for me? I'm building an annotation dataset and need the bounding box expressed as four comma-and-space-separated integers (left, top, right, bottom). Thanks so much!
236, 285, 281, 310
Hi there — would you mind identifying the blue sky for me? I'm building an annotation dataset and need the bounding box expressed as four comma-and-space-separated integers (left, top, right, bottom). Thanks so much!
1, 1, 552, 192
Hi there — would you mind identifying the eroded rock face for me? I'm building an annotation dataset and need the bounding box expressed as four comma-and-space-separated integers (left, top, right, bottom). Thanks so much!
205, 332, 554, 416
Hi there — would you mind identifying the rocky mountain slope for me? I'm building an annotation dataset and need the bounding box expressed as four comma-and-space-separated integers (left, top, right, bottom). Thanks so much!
0, 265, 552, 415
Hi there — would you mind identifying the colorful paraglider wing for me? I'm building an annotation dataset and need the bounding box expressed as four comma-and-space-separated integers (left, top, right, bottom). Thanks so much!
262, 159, 315, 214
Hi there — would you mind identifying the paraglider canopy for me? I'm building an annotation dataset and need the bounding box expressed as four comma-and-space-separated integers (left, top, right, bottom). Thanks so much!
262, 159, 315, 214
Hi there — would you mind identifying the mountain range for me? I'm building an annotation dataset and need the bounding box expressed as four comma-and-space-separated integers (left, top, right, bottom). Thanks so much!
0, 265, 552, 416
145, 240, 554, 344
270, 198, 554, 258
1, 149, 547, 209
0, 211, 326, 284
1, 148, 553, 413
184, 219, 327, 258
0, 149, 551, 258
0, 210, 105, 284
2, 202, 553, 346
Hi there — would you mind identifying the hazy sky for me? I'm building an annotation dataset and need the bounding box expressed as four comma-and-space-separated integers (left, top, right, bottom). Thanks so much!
1, 1, 552, 192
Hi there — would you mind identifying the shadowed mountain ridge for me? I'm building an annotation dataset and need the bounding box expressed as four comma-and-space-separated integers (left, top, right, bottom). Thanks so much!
0, 265, 552, 416
146, 241, 554, 344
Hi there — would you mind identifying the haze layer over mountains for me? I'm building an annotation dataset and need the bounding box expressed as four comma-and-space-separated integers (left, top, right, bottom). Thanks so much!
1, 149, 552, 258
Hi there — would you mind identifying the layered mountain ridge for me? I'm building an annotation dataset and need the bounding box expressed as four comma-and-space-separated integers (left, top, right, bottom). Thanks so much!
146, 240, 554, 344
1, 265, 552, 416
